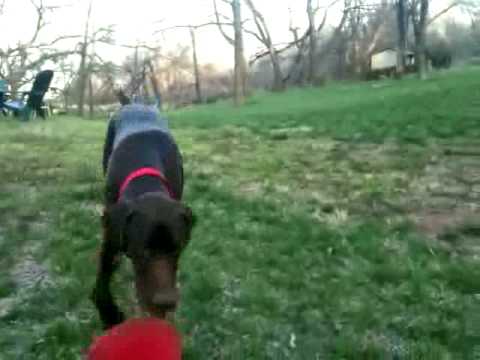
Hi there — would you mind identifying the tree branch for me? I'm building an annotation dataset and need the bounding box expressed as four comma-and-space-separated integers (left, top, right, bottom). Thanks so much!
25, 50, 78, 70
29, 0, 46, 46
249, 28, 311, 64
213, 0, 235, 46
117, 43, 161, 52
35, 35, 82, 49
155, 21, 233, 34
248, 0, 340, 65
427, 3, 457, 25
243, 27, 264, 44
244, 0, 269, 45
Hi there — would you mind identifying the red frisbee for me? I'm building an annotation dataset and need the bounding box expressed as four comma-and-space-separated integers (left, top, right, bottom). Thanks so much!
88, 318, 181, 360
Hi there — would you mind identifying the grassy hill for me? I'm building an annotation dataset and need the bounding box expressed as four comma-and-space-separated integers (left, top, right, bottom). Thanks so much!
0, 66, 479, 359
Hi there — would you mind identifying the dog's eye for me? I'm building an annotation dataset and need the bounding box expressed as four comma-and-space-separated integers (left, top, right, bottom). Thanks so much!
147, 225, 178, 256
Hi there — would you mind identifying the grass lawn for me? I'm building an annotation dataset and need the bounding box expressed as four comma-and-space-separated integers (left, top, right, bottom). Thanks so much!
0, 66, 480, 359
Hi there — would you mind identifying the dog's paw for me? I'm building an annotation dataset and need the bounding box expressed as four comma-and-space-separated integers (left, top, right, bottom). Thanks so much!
90, 287, 98, 304
91, 286, 125, 329
103, 308, 125, 330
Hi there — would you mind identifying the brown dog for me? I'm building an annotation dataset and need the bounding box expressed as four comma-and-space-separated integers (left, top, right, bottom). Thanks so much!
91, 102, 194, 329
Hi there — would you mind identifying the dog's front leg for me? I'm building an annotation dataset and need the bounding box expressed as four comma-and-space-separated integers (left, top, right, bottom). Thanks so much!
91, 224, 125, 329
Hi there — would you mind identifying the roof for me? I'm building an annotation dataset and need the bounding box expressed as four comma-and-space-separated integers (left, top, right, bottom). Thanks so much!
372, 47, 415, 56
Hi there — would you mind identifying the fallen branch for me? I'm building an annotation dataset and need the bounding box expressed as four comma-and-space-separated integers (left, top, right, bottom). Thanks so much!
444, 149, 480, 156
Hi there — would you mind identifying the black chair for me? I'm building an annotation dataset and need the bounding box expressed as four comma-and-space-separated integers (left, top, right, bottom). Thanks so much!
4, 70, 54, 121
0, 79, 8, 116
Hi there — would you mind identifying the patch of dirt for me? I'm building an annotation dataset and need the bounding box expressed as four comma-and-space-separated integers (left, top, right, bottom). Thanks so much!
11, 256, 53, 291
0, 242, 54, 319
304, 140, 480, 242
412, 207, 480, 239
409, 144, 480, 240
239, 182, 263, 195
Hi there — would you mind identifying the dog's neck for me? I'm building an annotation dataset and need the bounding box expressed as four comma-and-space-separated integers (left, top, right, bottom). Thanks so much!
120, 176, 169, 202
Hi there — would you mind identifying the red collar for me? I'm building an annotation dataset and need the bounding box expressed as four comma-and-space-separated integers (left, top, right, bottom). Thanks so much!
118, 167, 175, 201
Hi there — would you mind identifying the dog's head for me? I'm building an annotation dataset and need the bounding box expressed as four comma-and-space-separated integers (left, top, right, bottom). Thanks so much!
104, 192, 195, 318
115, 88, 131, 106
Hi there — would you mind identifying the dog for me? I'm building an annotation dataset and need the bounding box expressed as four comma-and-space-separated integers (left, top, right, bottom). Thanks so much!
91, 95, 194, 329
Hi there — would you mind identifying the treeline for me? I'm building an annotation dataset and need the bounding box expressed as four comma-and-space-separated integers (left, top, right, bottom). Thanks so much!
1, 0, 479, 115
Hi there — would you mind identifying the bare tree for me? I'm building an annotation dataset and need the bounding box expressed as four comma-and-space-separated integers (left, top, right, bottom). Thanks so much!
157, 23, 223, 104
213, 0, 248, 105
306, 0, 318, 83
243, 0, 285, 91
146, 59, 162, 108
91, 61, 120, 105
343, 0, 390, 78
306, 0, 331, 83
56, 59, 76, 112
427, 0, 479, 25
76, 0, 115, 117
250, 22, 310, 65
116, 43, 166, 108
406, 0, 477, 79
396, 0, 408, 76
77, 0, 93, 117
88, 66, 94, 118
189, 27, 203, 103
151, 45, 194, 107
233, 0, 248, 100
250, 0, 350, 86
322, 0, 353, 79
0, 0, 79, 95
409, 0, 429, 79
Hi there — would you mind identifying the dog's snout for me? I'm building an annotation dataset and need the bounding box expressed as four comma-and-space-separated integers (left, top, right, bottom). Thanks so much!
152, 289, 179, 311
158, 302, 177, 313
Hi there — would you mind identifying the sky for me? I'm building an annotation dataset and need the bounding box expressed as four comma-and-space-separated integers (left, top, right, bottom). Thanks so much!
0, 0, 467, 72
0, 0, 309, 69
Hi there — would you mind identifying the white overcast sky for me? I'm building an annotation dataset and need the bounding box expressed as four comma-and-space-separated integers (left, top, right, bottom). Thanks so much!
0, 0, 466, 70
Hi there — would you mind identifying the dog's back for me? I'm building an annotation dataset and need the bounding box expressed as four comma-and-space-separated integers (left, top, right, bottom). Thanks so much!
103, 105, 183, 204
109, 104, 169, 148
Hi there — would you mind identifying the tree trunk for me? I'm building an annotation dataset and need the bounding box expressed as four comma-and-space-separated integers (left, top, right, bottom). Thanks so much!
146, 60, 162, 110
88, 72, 94, 119
412, 0, 429, 79
244, 0, 284, 92
268, 47, 285, 92
306, 0, 316, 84
213, 0, 248, 104
77, 42, 88, 117
240, 56, 248, 97
142, 68, 150, 101
396, 0, 407, 76
348, 4, 361, 78
63, 90, 70, 112
190, 27, 203, 104
285, 38, 308, 84
232, 0, 246, 106
132, 45, 140, 100
77, 0, 92, 117
415, 30, 428, 79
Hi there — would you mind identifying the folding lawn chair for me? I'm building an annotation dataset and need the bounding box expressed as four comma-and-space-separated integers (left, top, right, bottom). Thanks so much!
4, 70, 54, 121
0, 80, 9, 116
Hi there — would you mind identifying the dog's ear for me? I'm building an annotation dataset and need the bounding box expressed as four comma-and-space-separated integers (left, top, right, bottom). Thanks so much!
183, 206, 196, 228
180, 205, 196, 245
103, 201, 133, 252
115, 89, 131, 106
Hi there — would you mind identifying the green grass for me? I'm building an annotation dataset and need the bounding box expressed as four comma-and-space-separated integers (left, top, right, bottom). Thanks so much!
1, 67, 480, 359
